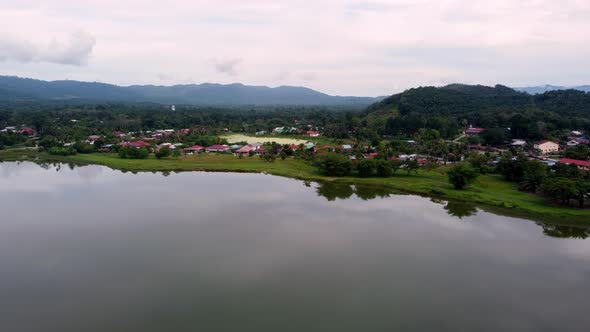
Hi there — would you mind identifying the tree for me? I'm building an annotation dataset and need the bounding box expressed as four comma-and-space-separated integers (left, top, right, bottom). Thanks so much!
119, 147, 149, 159
262, 153, 276, 163
564, 144, 590, 161
404, 159, 420, 175
155, 146, 171, 159
358, 159, 377, 177
317, 153, 352, 177
497, 153, 528, 182
73, 141, 95, 154
518, 161, 547, 193
279, 151, 287, 160
391, 159, 404, 174
447, 162, 479, 189
574, 180, 590, 208
542, 177, 577, 206
376, 159, 393, 177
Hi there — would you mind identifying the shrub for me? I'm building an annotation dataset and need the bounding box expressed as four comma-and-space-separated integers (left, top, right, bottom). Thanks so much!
447, 162, 479, 190
317, 153, 352, 177
358, 159, 377, 177
119, 146, 149, 159
73, 141, 95, 154
48, 146, 77, 156
376, 159, 393, 177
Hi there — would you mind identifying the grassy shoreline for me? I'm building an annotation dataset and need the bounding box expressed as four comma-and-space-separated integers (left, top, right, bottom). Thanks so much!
2, 148, 589, 223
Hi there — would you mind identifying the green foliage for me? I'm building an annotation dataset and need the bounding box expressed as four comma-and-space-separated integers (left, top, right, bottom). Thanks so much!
48, 146, 77, 156
262, 153, 277, 163
404, 159, 420, 175
376, 159, 393, 177
358, 159, 377, 177
518, 161, 547, 193
542, 177, 577, 206
317, 153, 352, 177
448, 162, 479, 189
564, 145, 590, 161
38, 137, 60, 150
73, 141, 95, 154
155, 146, 172, 159
119, 146, 149, 159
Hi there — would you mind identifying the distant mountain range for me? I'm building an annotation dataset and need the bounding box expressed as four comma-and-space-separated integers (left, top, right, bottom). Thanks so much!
0, 76, 382, 106
514, 85, 590, 94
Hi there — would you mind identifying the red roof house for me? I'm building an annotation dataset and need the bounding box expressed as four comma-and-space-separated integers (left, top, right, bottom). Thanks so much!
206, 144, 230, 153
465, 127, 485, 135
559, 158, 590, 170
17, 127, 34, 136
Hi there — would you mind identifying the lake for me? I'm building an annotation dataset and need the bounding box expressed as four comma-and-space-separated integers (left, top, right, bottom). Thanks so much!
1, 161, 589, 331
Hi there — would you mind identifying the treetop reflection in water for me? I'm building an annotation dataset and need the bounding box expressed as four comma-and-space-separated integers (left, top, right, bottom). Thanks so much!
1, 161, 590, 332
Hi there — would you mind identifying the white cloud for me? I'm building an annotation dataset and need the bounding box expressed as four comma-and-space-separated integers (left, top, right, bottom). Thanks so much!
0, 0, 589, 95
215, 58, 242, 76
0, 30, 95, 66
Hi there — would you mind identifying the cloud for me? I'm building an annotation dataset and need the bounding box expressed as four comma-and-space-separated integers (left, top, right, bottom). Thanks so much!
214, 58, 242, 76
0, 31, 95, 66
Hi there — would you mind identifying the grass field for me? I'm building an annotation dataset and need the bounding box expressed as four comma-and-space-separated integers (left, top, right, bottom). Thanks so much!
221, 133, 352, 146
221, 134, 309, 145
2, 148, 589, 223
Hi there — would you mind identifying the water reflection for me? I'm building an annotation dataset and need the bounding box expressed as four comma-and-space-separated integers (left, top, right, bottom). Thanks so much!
444, 201, 478, 219
3, 161, 590, 240
540, 223, 590, 239
2, 161, 590, 331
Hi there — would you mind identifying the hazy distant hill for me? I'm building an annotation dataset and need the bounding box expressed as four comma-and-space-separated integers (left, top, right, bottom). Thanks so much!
515, 84, 590, 94
0, 76, 380, 105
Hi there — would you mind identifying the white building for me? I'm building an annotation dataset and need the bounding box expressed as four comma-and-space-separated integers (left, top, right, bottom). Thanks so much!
534, 141, 559, 155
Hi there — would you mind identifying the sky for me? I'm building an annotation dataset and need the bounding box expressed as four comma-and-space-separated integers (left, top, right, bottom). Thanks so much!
0, 0, 589, 96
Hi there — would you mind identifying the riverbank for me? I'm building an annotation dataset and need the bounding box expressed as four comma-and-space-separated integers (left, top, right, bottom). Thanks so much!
2, 148, 589, 223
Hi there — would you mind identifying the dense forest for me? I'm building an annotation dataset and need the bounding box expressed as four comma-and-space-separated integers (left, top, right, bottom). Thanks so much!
364, 84, 590, 141
1, 83, 590, 144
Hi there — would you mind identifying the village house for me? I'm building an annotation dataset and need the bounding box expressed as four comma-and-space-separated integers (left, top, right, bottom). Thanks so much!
121, 141, 151, 149
206, 144, 230, 153
511, 139, 527, 148
567, 140, 580, 147
235, 145, 256, 156
17, 127, 34, 136
253, 147, 268, 155
1, 126, 16, 133
184, 145, 203, 154
465, 127, 485, 136
559, 158, 590, 171
307, 130, 320, 137
534, 141, 559, 155
113, 131, 126, 138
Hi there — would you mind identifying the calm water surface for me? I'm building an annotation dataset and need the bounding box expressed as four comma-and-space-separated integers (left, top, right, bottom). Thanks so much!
1, 161, 589, 332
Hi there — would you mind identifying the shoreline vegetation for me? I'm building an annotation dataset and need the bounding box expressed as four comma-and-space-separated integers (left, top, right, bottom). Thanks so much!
2, 148, 589, 224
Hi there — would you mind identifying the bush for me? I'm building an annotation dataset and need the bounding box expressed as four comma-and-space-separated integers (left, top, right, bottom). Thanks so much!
358, 159, 377, 177
119, 146, 149, 159
376, 159, 393, 177
155, 146, 171, 159
448, 162, 479, 190
73, 141, 95, 154
317, 153, 352, 177
262, 153, 276, 162
48, 146, 77, 156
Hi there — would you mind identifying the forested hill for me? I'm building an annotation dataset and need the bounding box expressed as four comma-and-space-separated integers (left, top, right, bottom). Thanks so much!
0, 76, 381, 106
363, 84, 590, 139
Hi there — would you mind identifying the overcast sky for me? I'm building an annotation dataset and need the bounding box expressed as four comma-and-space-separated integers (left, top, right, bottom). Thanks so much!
1, 0, 589, 96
